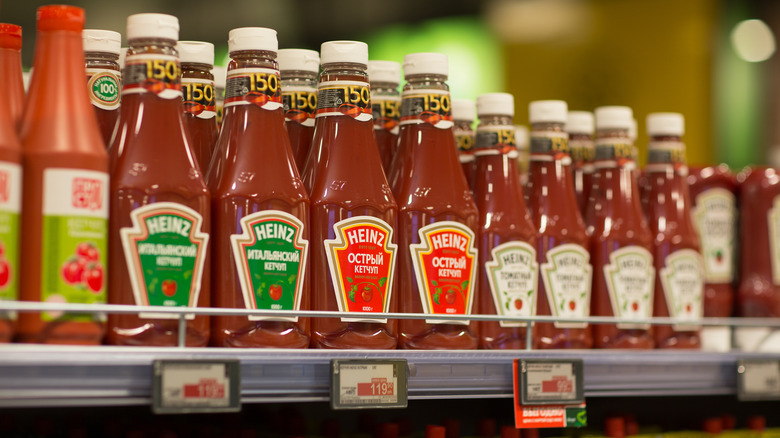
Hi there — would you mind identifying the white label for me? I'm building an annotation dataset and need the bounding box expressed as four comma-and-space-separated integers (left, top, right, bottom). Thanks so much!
602, 246, 655, 329
660, 249, 704, 331
485, 241, 538, 327
693, 188, 736, 283
540, 244, 592, 328
43, 168, 109, 218
0, 162, 21, 214
768, 196, 780, 285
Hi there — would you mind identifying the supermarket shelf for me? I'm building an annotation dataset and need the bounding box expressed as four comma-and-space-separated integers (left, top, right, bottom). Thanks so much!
0, 345, 778, 407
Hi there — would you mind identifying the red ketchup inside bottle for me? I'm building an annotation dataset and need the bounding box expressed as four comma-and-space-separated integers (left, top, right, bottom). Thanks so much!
473, 93, 538, 349
452, 99, 476, 190
368, 60, 401, 172
83, 29, 121, 148
278, 49, 319, 173
566, 111, 595, 216
178, 40, 218, 171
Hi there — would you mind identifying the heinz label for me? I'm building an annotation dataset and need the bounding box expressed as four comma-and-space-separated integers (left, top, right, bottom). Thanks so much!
122, 54, 182, 99
400, 89, 453, 129
485, 241, 538, 327
120, 203, 209, 320
540, 244, 592, 328
372, 95, 401, 134
660, 249, 704, 331
410, 222, 477, 325
324, 217, 397, 322
316, 80, 372, 122
231, 211, 308, 322
224, 67, 283, 110
475, 125, 517, 157
86, 68, 120, 110
182, 78, 217, 119
602, 246, 655, 329
282, 85, 317, 127
41, 169, 108, 322
0, 163, 20, 320
693, 188, 736, 284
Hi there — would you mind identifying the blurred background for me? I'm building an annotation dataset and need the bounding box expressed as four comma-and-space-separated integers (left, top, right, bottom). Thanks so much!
1, 0, 779, 168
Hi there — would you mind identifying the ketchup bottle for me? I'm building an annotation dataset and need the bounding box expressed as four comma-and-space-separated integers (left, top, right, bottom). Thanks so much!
526, 100, 593, 349
278, 49, 319, 173
308, 41, 398, 349
566, 111, 595, 215
178, 41, 217, 171
18, 5, 108, 345
213, 65, 226, 128
369, 60, 402, 171
516, 125, 529, 186
396, 53, 479, 350
452, 99, 476, 190
589, 106, 654, 349
473, 93, 538, 349
83, 29, 121, 147
645, 113, 703, 349
108, 13, 210, 347
0, 23, 24, 130
208, 27, 310, 348
688, 164, 736, 350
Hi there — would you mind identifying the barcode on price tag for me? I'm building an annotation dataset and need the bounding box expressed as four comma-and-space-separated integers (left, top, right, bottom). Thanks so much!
152, 360, 241, 414
330, 359, 407, 410
737, 360, 780, 401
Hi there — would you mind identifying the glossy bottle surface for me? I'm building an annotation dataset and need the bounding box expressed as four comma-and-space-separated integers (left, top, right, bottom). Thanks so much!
0, 23, 24, 130
281, 69, 317, 173
181, 61, 218, 171
372, 81, 401, 171
570, 132, 594, 216
85, 50, 120, 147
453, 119, 476, 191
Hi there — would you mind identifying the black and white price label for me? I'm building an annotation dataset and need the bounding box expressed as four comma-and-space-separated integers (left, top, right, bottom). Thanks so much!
737, 360, 780, 401
152, 360, 241, 414
519, 359, 585, 406
330, 359, 408, 410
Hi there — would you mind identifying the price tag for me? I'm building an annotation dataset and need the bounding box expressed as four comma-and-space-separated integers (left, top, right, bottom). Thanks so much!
518, 359, 584, 405
737, 360, 780, 401
330, 359, 408, 410
152, 360, 241, 414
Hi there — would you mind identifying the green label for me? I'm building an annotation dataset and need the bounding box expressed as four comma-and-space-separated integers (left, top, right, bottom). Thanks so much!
565, 406, 587, 427
87, 68, 120, 110
231, 211, 308, 321
0, 211, 18, 304
120, 203, 209, 319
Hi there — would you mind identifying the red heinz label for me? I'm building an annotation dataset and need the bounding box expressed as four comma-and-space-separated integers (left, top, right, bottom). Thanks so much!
324, 216, 398, 322
409, 221, 477, 324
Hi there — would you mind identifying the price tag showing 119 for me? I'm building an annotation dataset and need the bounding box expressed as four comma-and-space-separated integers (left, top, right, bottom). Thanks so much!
331, 359, 408, 410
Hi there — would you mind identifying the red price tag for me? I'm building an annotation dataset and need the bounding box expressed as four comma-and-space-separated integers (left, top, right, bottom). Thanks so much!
183, 378, 226, 399
357, 378, 395, 396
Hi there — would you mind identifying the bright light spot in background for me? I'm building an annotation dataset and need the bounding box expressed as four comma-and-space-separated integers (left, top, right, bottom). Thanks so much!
731, 19, 776, 62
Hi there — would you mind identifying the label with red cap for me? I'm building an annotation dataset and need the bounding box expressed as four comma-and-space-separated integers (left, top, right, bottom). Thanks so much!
400, 89, 453, 129
316, 81, 372, 122
224, 68, 282, 111
182, 78, 216, 119
123, 54, 182, 99
282, 85, 317, 127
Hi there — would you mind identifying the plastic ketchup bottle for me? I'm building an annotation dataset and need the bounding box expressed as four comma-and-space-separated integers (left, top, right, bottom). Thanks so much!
645, 112, 704, 349
308, 41, 398, 349
369, 60, 402, 171
278, 49, 319, 173
452, 99, 477, 190
589, 106, 654, 349
108, 13, 211, 346
18, 5, 109, 344
83, 29, 121, 147
208, 27, 310, 348
473, 93, 539, 349
396, 53, 479, 350
178, 41, 217, 171
0, 23, 24, 130
526, 100, 593, 349
566, 111, 595, 215
516, 125, 530, 186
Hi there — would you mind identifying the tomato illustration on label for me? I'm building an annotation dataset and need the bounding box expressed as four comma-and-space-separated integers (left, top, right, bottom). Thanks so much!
410, 221, 477, 324
230, 211, 308, 322
485, 241, 538, 327
324, 216, 397, 323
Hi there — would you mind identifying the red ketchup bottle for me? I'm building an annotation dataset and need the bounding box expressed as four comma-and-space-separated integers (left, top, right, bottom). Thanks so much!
688, 164, 736, 351
452, 99, 476, 190
108, 13, 211, 346
589, 106, 654, 349
515, 125, 530, 187
473, 93, 539, 349
178, 41, 218, 171
645, 112, 703, 349
396, 53, 479, 350
566, 111, 595, 216
308, 41, 398, 349
0, 23, 24, 130
208, 28, 310, 348
83, 29, 121, 147
278, 49, 319, 173
368, 60, 402, 171
526, 100, 593, 349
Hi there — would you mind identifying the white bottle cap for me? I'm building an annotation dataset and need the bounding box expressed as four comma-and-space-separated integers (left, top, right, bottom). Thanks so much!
528, 100, 567, 124
118, 47, 128, 69
228, 27, 278, 54
629, 118, 638, 142
177, 41, 214, 66
477, 93, 514, 117
452, 99, 475, 122
515, 125, 529, 150
83, 29, 121, 55
368, 60, 401, 84
647, 112, 685, 136
403, 52, 448, 77
278, 49, 320, 73
126, 13, 179, 41
566, 111, 594, 134
320, 40, 368, 65
213, 66, 226, 89
595, 106, 633, 130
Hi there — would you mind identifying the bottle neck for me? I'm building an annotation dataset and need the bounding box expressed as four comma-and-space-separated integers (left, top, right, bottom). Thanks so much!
647, 134, 686, 168
280, 70, 317, 87
594, 128, 634, 170
453, 120, 473, 131
229, 50, 277, 71
127, 37, 177, 58
371, 81, 399, 96
529, 121, 569, 162
319, 62, 367, 83
181, 62, 214, 80
403, 73, 448, 92
85, 50, 119, 69
478, 114, 512, 127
